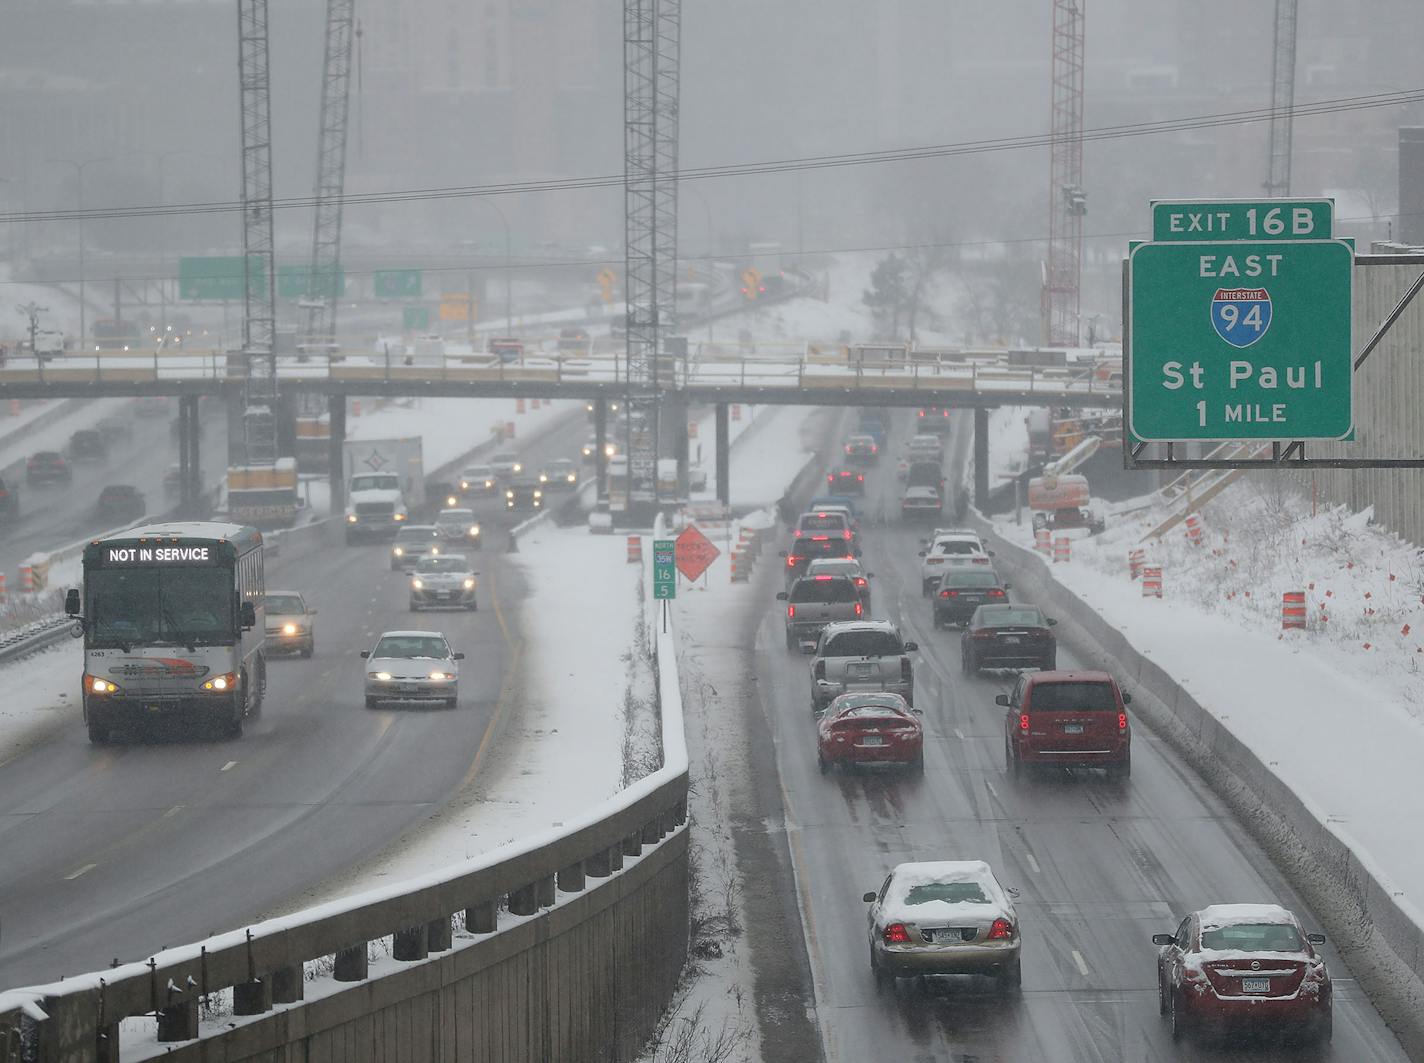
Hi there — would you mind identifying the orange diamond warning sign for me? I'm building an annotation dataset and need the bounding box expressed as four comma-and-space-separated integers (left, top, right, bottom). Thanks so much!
675, 524, 720, 582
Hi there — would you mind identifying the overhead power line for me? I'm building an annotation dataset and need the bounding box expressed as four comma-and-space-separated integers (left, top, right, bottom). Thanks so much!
1, 88, 1419, 227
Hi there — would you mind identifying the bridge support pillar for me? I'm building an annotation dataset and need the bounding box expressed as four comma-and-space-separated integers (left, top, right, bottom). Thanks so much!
177, 394, 201, 515
974, 407, 990, 513
508, 882, 539, 916
392, 924, 428, 962
558, 860, 586, 893
427, 915, 453, 952
715, 402, 730, 506
328, 394, 347, 513
465, 901, 497, 934
232, 976, 272, 1016
660, 391, 689, 498
594, 399, 608, 497
156, 996, 198, 1042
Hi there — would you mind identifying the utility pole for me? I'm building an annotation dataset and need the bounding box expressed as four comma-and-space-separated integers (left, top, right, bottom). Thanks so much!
16, 302, 48, 357
1045, 0, 1086, 348
1265, 0, 1298, 197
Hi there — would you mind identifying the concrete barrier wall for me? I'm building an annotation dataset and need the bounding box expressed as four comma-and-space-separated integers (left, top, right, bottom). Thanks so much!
974, 514, 1424, 1055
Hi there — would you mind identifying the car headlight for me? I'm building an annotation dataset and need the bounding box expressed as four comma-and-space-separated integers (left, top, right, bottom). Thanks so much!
463, 578, 475, 589
539, 473, 549, 483
468, 526, 480, 536
446, 495, 458, 507
430, 545, 440, 555
566, 473, 577, 483
347, 513, 358, 523
506, 489, 514, 499
460, 480, 470, 490
86, 674, 121, 695
393, 546, 404, 556
393, 512, 407, 521
373, 671, 393, 681
484, 479, 494, 488
202, 672, 238, 692
428, 671, 450, 681
411, 578, 424, 589
512, 463, 522, 473
282, 622, 299, 635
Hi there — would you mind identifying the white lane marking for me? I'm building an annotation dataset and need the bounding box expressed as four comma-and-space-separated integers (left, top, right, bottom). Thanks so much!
163, 805, 183, 818
953, 727, 965, 740
984, 779, 999, 799
1026, 852, 1041, 874
64, 863, 97, 881
1072, 949, 1090, 976
220, 760, 237, 772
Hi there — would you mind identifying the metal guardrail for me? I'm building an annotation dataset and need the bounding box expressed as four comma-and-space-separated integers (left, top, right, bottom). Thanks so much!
0, 583, 689, 1063
0, 615, 73, 665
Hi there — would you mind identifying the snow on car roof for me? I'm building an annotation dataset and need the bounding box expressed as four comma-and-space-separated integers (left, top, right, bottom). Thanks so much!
883, 861, 1008, 919
1198, 903, 1296, 929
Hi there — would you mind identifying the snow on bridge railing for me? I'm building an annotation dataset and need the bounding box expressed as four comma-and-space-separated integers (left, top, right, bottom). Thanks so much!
0, 594, 689, 1062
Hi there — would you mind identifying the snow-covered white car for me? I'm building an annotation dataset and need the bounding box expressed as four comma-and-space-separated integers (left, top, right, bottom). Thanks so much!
361, 630, 463, 708
918, 531, 994, 595
865, 860, 1021, 991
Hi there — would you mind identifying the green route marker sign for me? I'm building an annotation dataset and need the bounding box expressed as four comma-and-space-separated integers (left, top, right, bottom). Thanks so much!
402, 305, 430, 331
1128, 198, 1354, 443
278, 264, 345, 300
179, 256, 264, 301
375, 269, 422, 298
653, 539, 676, 600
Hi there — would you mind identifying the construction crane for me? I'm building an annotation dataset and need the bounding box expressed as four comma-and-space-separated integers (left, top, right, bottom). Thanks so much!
303, 0, 356, 350
1045, 0, 1085, 348
1265, 0, 1298, 197
236, 0, 279, 466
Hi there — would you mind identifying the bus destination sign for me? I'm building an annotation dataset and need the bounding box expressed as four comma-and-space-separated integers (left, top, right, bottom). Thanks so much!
105, 546, 212, 564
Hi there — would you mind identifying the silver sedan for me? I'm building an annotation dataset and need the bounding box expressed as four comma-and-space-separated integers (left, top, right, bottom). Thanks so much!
865, 860, 1021, 991
361, 630, 464, 709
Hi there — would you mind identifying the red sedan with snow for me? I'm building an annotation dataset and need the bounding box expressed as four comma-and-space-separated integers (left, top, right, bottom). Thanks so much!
1153, 903, 1332, 1046
817, 693, 924, 775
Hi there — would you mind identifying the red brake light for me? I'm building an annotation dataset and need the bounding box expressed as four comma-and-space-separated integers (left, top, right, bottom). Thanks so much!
811, 535, 829, 541
1118, 712, 1128, 731
870, 444, 878, 452
988, 588, 1006, 598
787, 605, 795, 619
940, 589, 956, 598
1019, 713, 1030, 731
855, 577, 867, 586
857, 474, 864, 481
844, 444, 852, 453
842, 530, 852, 539
883, 923, 911, 944
854, 601, 863, 616
813, 575, 832, 581
987, 918, 1015, 941
786, 557, 796, 567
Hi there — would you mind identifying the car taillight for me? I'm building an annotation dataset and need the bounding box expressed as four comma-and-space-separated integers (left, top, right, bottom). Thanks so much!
940, 589, 956, 598
883, 923, 911, 945
786, 605, 795, 619
855, 577, 867, 586
786, 557, 797, 567
871, 444, 878, 452
987, 918, 1015, 941
1019, 713, 1030, 731
843, 530, 852, 539
794, 528, 803, 537
973, 629, 996, 639
987, 588, 1006, 598
853, 602, 863, 616
844, 445, 852, 453
1118, 712, 1128, 732
857, 474, 864, 482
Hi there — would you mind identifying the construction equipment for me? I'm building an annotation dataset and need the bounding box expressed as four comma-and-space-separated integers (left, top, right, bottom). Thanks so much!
1044, 0, 1085, 347
1028, 473, 1105, 535
303, 0, 356, 350
1141, 442, 1272, 540
1265, 0, 1298, 197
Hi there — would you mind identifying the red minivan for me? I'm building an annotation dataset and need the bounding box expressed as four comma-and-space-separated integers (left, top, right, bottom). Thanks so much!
999, 670, 1131, 780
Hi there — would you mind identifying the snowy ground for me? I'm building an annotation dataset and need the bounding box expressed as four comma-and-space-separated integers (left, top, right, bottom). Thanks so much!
727, 406, 816, 510
0, 641, 82, 769
989, 475, 1424, 936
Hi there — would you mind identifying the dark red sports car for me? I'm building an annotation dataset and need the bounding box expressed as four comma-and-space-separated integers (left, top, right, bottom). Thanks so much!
817, 692, 923, 774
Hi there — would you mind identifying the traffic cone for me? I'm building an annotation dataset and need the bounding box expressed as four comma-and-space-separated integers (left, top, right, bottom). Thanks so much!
1053, 536, 1071, 564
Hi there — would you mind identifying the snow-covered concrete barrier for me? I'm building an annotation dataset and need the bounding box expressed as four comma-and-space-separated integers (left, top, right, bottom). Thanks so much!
973, 512, 1424, 1055
0, 616, 690, 1063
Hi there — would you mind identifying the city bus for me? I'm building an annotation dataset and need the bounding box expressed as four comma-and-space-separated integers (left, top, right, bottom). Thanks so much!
67, 521, 267, 743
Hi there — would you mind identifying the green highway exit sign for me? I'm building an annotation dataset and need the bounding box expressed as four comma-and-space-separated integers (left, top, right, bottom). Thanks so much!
1128, 199, 1354, 443
653, 539, 676, 600
375, 270, 422, 298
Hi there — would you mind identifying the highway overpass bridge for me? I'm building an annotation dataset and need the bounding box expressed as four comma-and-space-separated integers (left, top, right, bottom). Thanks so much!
0, 342, 1122, 509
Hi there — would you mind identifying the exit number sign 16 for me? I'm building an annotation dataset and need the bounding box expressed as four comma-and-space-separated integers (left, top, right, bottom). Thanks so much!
1152, 199, 1334, 243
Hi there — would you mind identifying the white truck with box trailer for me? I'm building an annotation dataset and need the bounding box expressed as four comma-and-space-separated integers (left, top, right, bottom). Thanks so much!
343, 437, 425, 543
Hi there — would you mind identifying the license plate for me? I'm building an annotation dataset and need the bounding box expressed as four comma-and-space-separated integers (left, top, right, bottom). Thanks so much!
858, 736, 886, 746
930, 928, 971, 944
1002, 636, 1022, 645
1063, 723, 1084, 734
849, 663, 873, 676
399, 684, 419, 694
1242, 978, 1270, 994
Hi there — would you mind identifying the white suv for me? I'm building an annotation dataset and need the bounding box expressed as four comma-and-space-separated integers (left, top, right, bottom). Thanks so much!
918, 531, 994, 595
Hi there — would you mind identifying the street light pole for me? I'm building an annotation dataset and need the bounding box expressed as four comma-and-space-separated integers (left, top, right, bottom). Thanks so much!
50, 155, 135, 350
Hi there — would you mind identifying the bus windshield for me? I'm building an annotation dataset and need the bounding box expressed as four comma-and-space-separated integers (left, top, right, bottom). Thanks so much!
87, 566, 236, 650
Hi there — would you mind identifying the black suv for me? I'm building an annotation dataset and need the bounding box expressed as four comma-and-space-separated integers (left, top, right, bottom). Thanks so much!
96, 484, 145, 522
68, 429, 107, 462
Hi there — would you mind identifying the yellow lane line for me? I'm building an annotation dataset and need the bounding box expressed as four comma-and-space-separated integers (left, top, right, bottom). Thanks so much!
457, 563, 521, 794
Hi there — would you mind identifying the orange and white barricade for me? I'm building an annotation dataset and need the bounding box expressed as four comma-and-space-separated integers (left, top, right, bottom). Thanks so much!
1128, 548, 1146, 579
1034, 528, 1051, 555
1052, 536, 1071, 564
626, 535, 643, 564
1281, 591, 1307, 630
1142, 565, 1163, 598
1185, 513, 1203, 546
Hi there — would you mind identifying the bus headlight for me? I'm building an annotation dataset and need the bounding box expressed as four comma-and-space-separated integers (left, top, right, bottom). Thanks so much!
202, 672, 238, 692
86, 674, 121, 695
393, 512, 407, 522
393, 546, 404, 556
